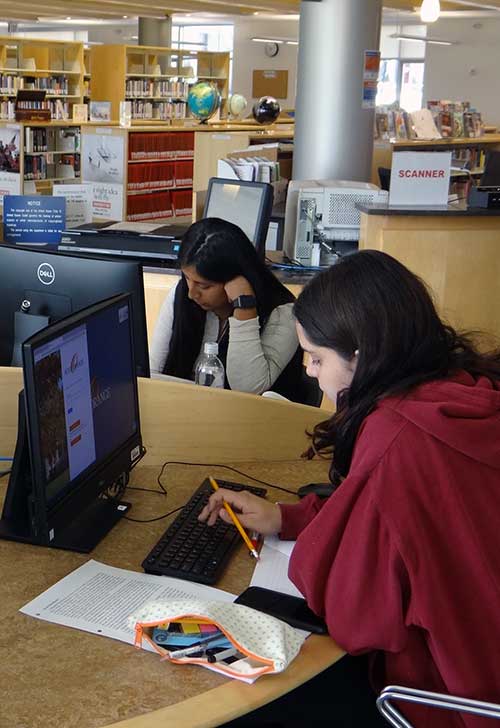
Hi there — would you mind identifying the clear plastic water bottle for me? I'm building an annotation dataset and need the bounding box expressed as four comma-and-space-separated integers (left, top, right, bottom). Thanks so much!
194, 342, 225, 388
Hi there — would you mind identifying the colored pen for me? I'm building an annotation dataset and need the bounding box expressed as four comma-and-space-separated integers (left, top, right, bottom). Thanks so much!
209, 476, 260, 560
168, 633, 226, 658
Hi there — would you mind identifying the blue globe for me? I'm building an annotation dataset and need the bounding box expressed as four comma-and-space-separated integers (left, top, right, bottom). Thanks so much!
187, 82, 221, 122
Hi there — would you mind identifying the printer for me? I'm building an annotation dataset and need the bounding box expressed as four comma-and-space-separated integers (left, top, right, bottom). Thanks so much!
283, 180, 388, 266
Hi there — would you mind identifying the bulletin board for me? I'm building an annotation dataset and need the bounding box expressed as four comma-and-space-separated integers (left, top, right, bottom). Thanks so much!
252, 69, 288, 99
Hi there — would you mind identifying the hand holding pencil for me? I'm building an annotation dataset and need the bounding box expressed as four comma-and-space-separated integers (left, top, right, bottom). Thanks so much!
198, 477, 283, 538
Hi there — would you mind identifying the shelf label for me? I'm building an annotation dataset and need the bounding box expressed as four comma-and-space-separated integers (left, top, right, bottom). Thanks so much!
3, 195, 66, 244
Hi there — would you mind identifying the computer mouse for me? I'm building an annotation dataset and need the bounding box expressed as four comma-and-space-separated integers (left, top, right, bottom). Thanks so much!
296, 482, 336, 499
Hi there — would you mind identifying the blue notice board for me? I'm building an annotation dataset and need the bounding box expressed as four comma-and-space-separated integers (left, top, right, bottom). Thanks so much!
3, 195, 66, 244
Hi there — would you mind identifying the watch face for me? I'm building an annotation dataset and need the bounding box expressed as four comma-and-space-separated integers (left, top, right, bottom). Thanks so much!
264, 42, 279, 58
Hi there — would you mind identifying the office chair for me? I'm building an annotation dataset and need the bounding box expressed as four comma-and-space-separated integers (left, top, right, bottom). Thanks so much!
378, 167, 392, 192
377, 685, 500, 727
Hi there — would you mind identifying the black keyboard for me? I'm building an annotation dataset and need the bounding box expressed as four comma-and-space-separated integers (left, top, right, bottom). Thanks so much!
142, 478, 267, 585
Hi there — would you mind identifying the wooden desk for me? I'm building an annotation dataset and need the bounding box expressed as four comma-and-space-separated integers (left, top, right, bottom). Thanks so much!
359, 203, 500, 341
0, 369, 343, 728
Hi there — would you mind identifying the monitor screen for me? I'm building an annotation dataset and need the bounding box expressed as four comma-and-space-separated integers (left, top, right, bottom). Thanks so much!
0, 293, 143, 552
203, 178, 273, 257
0, 244, 150, 377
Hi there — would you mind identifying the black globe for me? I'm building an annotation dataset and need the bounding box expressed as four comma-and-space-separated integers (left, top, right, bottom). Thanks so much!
252, 96, 281, 125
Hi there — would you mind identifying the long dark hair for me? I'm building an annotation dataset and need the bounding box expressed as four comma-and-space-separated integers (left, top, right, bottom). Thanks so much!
294, 249, 500, 484
164, 217, 295, 379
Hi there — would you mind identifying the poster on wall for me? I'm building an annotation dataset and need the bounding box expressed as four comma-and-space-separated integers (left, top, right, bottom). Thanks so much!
82, 133, 125, 185
362, 50, 380, 109
53, 183, 93, 227
0, 125, 21, 200
91, 182, 124, 221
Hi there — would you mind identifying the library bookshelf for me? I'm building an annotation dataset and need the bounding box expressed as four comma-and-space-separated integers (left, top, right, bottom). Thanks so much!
372, 135, 500, 186
81, 124, 294, 224
90, 44, 230, 124
0, 120, 81, 208
0, 37, 84, 122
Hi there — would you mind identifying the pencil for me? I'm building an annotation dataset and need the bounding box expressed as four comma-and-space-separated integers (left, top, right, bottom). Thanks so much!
209, 476, 260, 560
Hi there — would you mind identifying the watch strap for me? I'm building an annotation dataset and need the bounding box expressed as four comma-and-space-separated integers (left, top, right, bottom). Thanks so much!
231, 295, 257, 310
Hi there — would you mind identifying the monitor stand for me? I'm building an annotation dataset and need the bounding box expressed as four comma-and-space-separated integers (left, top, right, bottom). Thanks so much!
0, 391, 131, 553
10, 310, 50, 366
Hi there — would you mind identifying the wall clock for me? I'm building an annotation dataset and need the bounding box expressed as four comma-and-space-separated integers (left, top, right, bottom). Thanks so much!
264, 42, 279, 58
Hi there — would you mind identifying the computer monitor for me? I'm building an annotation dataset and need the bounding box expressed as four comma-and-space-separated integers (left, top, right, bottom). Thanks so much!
0, 293, 143, 552
203, 177, 273, 258
0, 244, 150, 377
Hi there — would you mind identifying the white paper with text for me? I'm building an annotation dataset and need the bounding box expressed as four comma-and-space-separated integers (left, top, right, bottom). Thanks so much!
20, 560, 236, 648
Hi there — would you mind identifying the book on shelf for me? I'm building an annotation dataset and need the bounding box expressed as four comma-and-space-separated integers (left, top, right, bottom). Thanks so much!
128, 131, 195, 161
410, 109, 441, 140
394, 111, 408, 140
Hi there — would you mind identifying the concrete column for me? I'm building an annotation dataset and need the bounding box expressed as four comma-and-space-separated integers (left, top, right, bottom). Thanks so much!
138, 16, 172, 47
293, 0, 382, 182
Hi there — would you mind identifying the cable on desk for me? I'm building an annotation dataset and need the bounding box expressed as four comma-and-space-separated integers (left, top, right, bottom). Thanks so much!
124, 505, 184, 524
156, 460, 299, 496
0, 469, 11, 479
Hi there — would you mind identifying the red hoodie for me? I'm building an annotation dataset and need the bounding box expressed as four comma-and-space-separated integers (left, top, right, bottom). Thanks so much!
280, 373, 500, 727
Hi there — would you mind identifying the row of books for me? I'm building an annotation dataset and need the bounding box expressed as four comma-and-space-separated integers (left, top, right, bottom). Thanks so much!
451, 146, 487, 172
125, 79, 189, 99
127, 160, 194, 191
13, 99, 70, 120
375, 104, 484, 141
24, 154, 79, 181
24, 126, 80, 153
0, 100, 15, 120
126, 189, 193, 221
0, 74, 75, 95
130, 99, 188, 121
427, 101, 483, 139
128, 131, 195, 161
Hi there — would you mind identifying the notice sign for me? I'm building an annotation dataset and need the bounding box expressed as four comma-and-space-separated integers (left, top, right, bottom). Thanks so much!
389, 151, 452, 207
3, 195, 66, 244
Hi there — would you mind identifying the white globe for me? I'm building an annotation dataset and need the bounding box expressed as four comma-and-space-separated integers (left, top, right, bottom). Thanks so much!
228, 93, 248, 118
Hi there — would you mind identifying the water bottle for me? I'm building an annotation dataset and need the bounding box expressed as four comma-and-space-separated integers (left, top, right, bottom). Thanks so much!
194, 342, 225, 388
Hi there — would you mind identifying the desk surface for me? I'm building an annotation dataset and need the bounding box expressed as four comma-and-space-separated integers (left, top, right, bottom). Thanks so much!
357, 202, 500, 217
0, 380, 343, 728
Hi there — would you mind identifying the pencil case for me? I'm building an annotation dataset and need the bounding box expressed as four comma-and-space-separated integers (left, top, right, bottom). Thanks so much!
128, 598, 306, 682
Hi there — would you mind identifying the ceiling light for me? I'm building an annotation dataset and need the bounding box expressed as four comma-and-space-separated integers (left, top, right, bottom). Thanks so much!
123, 15, 128, 19
286, 41, 299, 45
420, 0, 441, 22
391, 33, 452, 45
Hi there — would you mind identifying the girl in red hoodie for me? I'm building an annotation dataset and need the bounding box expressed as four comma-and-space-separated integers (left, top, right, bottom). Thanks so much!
201, 250, 500, 728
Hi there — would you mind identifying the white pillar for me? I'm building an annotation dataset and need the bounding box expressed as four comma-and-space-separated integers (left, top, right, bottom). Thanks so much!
138, 17, 172, 47
293, 0, 382, 182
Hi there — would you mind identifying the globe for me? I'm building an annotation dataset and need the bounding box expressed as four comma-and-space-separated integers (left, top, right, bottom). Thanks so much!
228, 93, 248, 118
187, 82, 221, 122
252, 96, 281, 125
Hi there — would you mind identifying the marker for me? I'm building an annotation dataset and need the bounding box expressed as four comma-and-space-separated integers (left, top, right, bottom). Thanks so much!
168, 632, 225, 658
209, 476, 260, 560
206, 646, 238, 664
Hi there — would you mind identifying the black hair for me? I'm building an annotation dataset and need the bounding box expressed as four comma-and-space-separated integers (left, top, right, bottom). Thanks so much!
293, 249, 500, 484
164, 217, 295, 380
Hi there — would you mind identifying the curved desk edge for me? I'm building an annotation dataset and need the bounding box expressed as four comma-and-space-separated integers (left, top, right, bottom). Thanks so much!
102, 636, 344, 728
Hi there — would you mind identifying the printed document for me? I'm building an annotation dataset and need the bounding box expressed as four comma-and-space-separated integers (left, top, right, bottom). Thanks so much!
20, 559, 235, 648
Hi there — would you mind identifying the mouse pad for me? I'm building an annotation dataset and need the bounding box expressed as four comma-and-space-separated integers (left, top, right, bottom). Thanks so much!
235, 587, 328, 634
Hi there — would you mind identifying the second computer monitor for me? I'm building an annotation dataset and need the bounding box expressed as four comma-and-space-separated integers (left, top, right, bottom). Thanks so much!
203, 178, 273, 258
0, 245, 150, 377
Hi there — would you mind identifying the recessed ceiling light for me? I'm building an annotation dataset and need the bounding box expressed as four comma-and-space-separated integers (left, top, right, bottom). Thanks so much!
123, 15, 128, 19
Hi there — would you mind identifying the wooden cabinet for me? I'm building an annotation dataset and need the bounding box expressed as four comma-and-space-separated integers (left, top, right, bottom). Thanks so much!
0, 37, 84, 122
90, 44, 229, 124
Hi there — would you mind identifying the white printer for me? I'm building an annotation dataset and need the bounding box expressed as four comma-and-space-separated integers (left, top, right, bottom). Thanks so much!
283, 179, 388, 265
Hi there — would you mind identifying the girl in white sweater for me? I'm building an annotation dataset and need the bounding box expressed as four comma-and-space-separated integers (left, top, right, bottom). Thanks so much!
150, 218, 303, 398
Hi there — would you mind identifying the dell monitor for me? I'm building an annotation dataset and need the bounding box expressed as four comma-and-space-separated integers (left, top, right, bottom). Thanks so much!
0, 293, 143, 552
0, 244, 150, 377
203, 177, 273, 258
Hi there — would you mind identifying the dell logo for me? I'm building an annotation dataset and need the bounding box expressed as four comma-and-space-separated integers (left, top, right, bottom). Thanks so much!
37, 263, 55, 286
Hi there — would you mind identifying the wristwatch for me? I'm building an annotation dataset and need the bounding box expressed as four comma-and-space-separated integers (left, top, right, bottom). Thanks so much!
231, 295, 257, 310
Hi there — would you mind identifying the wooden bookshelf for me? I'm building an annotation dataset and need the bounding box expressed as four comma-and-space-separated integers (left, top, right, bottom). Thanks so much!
83, 47, 91, 103
372, 135, 500, 186
90, 44, 230, 124
0, 37, 84, 122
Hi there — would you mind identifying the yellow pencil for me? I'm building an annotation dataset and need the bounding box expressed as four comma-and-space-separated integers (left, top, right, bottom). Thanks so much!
209, 476, 260, 560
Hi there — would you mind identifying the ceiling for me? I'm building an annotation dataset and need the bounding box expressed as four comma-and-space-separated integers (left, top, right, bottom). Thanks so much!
0, 0, 500, 23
